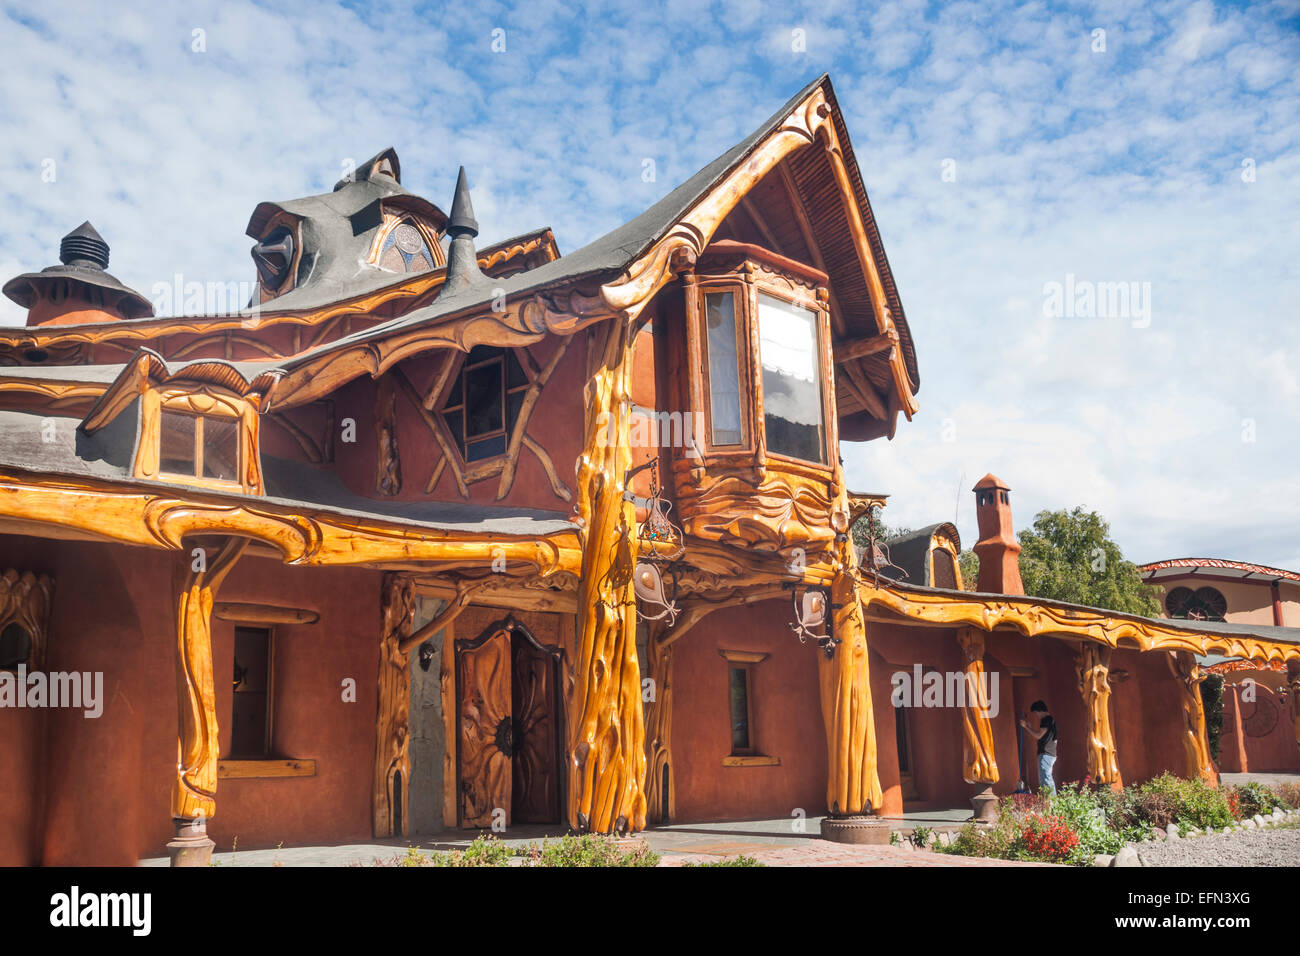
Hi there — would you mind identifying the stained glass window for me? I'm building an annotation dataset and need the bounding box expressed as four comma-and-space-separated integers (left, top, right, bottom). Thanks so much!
377, 220, 435, 274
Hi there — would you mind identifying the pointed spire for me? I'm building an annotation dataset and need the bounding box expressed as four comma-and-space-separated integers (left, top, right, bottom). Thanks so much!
447, 166, 479, 237
442, 166, 486, 297
60, 221, 110, 269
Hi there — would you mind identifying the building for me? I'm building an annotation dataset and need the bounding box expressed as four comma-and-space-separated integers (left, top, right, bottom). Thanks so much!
2, 75, 1298, 866
1141, 559, 1300, 774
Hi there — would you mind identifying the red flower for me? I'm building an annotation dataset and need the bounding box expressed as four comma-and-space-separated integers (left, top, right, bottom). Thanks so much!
1021, 813, 1080, 862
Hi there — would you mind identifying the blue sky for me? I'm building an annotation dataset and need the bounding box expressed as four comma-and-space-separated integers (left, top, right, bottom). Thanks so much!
1, 0, 1297, 569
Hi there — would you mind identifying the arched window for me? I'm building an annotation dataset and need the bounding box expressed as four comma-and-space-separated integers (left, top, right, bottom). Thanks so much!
1165, 586, 1227, 621
377, 219, 436, 274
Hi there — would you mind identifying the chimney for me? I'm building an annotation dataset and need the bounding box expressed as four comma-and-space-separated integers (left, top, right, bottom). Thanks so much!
3, 221, 153, 326
441, 166, 487, 298
972, 473, 1023, 595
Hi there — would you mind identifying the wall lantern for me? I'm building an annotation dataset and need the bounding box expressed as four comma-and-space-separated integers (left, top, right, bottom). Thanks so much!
790, 585, 837, 658
627, 458, 684, 625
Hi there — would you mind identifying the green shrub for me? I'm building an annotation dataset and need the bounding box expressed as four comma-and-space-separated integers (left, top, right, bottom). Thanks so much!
522, 834, 660, 867
1273, 782, 1300, 810
683, 855, 765, 867
1047, 783, 1126, 861
1201, 675, 1223, 762
1232, 782, 1289, 818
1138, 773, 1233, 830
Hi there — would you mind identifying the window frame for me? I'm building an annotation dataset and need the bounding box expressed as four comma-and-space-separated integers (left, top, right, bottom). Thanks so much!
440, 347, 531, 465
688, 258, 835, 474
718, 648, 772, 762
134, 386, 263, 494
228, 625, 275, 760
369, 208, 445, 274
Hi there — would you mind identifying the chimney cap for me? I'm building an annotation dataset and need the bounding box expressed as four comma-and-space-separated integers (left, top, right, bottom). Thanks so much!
447, 166, 479, 237
2, 221, 154, 319
973, 473, 1010, 492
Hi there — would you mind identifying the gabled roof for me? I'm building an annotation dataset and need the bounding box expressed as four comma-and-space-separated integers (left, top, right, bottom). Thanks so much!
267, 75, 919, 416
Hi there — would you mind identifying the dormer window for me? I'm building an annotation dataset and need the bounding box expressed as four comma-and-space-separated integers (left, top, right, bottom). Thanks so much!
159, 409, 240, 483
376, 218, 437, 274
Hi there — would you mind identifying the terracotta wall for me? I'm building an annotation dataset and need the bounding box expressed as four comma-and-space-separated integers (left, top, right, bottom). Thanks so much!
669, 600, 827, 823
1148, 574, 1300, 627
331, 334, 586, 514
1220, 681, 1300, 773
0, 533, 382, 864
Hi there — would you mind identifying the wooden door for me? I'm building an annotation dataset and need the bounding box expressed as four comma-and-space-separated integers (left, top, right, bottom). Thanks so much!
511, 631, 563, 823
456, 626, 512, 828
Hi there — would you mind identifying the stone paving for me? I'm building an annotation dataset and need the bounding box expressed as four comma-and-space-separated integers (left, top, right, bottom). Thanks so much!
139, 811, 1047, 867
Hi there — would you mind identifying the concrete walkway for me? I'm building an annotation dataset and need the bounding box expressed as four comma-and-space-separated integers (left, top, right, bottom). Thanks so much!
139, 809, 1029, 867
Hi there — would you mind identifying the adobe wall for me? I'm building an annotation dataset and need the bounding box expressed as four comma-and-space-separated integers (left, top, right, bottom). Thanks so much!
669, 599, 827, 823
0, 533, 383, 864
1221, 682, 1300, 773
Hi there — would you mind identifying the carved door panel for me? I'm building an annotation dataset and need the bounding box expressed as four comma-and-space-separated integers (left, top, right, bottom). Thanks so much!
511, 634, 563, 823
456, 627, 512, 828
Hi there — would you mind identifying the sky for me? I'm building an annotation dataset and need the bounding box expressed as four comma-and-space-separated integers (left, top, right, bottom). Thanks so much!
1, 0, 1297, 569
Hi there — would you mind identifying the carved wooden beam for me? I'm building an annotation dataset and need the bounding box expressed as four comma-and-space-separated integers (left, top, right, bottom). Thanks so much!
567, 319, 647, 834
0, 471, 583, 577
0, 569, 54, 671
212, 601, 319, 625
1166, 651, 1217, 785
1075, 643, 1121, 787
833, 330, 898, 364
397, 579, 486, 656
171, 537, 247, 864
374, 572, 415, 837
856, 578, 1300, 665
956, 627, 999, 785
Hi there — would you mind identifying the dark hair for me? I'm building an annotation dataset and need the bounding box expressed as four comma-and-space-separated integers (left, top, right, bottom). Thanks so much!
1030, 700, 1048, 712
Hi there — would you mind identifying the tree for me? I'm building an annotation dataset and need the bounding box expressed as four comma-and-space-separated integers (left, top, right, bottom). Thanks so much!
957, 550, 980, 591
1016, 507, 1162, 616
850, 512, 910, 554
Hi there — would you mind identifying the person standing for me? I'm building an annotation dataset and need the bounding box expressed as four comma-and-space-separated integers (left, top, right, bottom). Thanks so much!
1019, 700, 1058, 795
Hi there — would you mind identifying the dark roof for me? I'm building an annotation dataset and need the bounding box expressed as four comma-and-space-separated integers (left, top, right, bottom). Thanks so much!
876, 577, 1300, 648
273, 75, 919, 387
0, 407, 574, 538
876, 523, 960, 586
242, 150, 448, 315
3, 221, 154, 319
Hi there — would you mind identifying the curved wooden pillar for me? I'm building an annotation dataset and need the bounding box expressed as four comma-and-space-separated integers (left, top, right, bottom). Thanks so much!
818, 533, 883, 816
170, 537, 247, 865
374, 571, 415, 837
957, 628, 999, 785
1166, 651, 1217, 785
1074, 643, 1121, 787
567, 319, 647, 834
1286, 660, 1300, 748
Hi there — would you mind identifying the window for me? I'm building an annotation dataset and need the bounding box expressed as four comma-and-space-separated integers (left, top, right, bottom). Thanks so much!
0, 622, 31, 671
728, 665, 754, 755
377, 219, 436, 274
231, 626, 272, 758
159, 410, 240, 483
703, 292, 743, 446
441, 346, 529, 462
1165, 586, 1227, 622
932, 548, 958, 590
756, 293, 825, 463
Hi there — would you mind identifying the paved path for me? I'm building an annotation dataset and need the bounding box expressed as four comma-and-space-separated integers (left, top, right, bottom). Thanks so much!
140, 813, 1047, 867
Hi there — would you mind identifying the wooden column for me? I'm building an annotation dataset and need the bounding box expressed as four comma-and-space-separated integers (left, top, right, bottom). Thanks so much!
567, 318, 647, 834
1166, 651, 1217, 785
1074, 643, 1122, 787
373, 571, 415, 837
169, 537, 247, 867
1288, 660, 1300, 747
818, 529, 883, 817
956, 628, 999, 785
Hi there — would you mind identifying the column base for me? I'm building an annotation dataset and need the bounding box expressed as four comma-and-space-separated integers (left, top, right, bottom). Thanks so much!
820, 815, 891, 845
167, 817, 214, 867
970, 783, 999, 823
